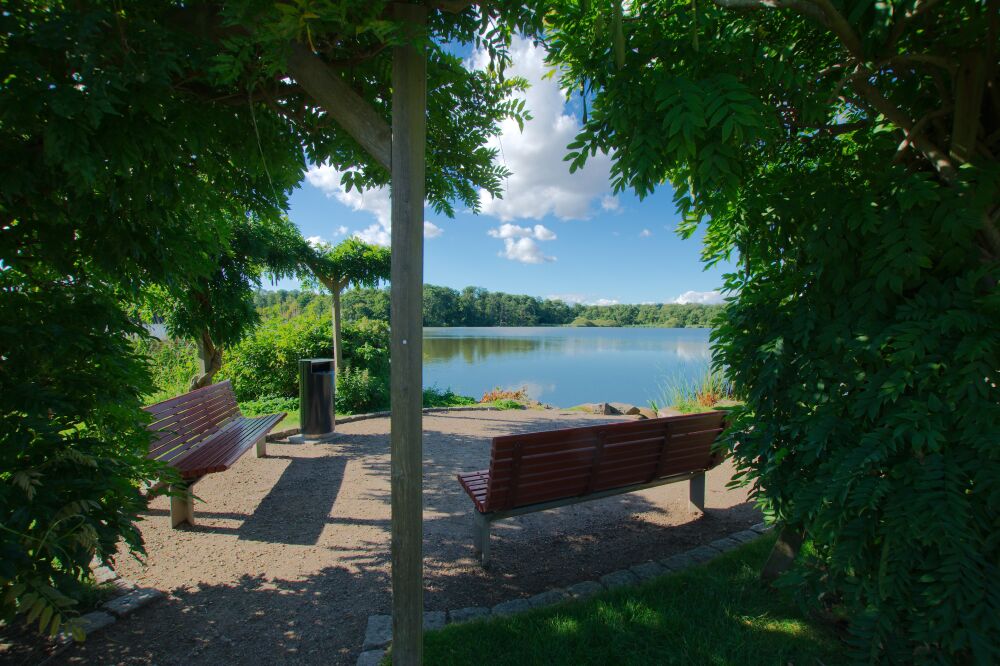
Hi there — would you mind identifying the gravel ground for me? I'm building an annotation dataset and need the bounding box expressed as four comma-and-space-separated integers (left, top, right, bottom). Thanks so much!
12, 409, 759, 665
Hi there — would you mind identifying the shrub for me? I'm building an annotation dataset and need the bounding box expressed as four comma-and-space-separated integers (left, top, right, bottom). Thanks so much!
422, 387, 477, 408
480, 386, 528, 403
133, 337, 198, 404
491, 399, 525, 410
335, 367, 388, 414
217, 313, 331, 401
0, 284, 166, 639
240, 395, 299, 417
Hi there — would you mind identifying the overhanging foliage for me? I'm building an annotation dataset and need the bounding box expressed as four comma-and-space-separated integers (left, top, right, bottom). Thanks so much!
547, 0, 999, 660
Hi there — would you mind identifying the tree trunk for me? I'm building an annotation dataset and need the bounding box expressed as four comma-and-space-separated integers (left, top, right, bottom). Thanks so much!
332, 284, 343, 372
760, 526, 804, 583
189, 328, 222, 391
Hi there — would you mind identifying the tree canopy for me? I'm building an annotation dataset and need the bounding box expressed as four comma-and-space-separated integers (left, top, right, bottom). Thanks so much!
548, 0, 998, 660
0, 0, 545, 635
303, 237, 392, 369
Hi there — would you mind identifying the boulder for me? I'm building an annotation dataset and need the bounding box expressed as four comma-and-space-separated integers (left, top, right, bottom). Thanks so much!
609, 402, 641, 416
636, 407, 657, 420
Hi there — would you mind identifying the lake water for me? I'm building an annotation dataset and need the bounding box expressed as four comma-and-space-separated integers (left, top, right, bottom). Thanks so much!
423, 327, 713, 408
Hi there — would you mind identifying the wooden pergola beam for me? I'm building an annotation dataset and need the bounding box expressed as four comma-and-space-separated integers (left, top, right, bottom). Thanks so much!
285, 42, 393, 172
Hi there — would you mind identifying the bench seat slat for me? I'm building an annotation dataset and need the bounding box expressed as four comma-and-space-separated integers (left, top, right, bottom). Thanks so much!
175, 413, 283, 478
149, 403, 242, 461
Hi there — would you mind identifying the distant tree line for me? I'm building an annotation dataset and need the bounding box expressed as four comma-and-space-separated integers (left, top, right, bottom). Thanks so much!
254, 286, 723, 328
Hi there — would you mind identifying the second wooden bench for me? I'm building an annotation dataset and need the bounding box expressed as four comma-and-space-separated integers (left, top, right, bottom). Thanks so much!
457, 411, 727, 564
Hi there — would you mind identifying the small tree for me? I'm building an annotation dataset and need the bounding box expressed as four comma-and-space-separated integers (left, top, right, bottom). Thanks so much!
144, 214, 309, 390
304, 237, 391, 371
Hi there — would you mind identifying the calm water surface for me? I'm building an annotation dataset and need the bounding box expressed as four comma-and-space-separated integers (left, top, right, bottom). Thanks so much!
422, 327, 712, 407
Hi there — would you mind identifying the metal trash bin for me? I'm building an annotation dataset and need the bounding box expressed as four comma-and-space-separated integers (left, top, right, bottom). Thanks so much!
296, 358, 336, 442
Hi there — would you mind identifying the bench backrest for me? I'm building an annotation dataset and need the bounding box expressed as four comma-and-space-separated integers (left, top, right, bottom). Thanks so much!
483, 411, 726, 513
144, 380, 241, 464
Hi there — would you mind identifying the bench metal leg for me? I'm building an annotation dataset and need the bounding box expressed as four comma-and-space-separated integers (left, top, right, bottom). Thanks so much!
256, 436, 267, 458
169, 485, 195, 528
472, 512, 491, 566
689, 472, 706, 512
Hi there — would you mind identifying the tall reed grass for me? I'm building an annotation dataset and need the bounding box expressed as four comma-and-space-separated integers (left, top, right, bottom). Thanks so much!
652, 365, 738, 413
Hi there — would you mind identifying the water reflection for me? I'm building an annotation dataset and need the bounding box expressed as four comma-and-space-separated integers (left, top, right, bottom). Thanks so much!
422, 327, 713, 407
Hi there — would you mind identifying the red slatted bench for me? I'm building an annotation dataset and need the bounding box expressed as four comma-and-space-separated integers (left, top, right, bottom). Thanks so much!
457, 411, 727, 564
144, 380, 286, 528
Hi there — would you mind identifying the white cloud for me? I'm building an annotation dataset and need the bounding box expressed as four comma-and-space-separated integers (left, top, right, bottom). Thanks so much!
487, 223, 556, 241
305, 163, 393, 246
639, 228, 652, 238
601, 195, 620, 212
499, 237, 555, 264
546, 294, 620, 306
304, 164, 442, 246
489, 223, 557, 263
305, 227, 348, 248
547, 293, 587, 304
674, 290, 725, 305
472, 38, 613, 222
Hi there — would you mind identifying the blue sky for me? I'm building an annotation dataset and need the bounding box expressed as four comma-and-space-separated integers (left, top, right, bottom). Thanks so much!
272, 38, 732, 306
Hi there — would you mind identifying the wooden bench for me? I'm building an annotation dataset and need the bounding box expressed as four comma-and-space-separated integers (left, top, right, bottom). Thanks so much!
457, 411, 727, 564
144, 380, 286, 528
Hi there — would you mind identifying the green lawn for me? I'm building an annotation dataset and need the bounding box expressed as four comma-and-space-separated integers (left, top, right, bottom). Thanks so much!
409, 534, 847, 666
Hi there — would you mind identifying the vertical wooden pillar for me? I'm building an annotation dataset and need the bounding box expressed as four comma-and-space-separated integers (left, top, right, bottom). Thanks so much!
390, 5, 427, 665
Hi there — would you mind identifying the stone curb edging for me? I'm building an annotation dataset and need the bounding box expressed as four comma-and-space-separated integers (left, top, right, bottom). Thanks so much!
51, 565, 164, 654
357, 522, 774, 665
267, 405, 501, 442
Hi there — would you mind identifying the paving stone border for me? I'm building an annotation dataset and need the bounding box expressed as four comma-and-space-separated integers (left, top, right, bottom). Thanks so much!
357, 522, 774, 666
54, 564, 164, 650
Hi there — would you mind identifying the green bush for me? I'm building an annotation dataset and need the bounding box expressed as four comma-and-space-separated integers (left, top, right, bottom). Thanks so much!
239, 395, 299, 417
422, 387, 477, 408
335, 367, 388, 414
133, 337, 199, 404
491, 399, 525, 410
0, 283, 167, 638
217, 313, 331, 401
218, 313, 390, 414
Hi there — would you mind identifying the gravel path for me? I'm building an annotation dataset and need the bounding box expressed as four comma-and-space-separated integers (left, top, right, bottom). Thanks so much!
40, 409, 758, 665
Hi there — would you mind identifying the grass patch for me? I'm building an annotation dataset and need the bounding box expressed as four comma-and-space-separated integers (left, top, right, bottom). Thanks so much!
423, 386, 477, 408
414, 535, 846, 666
489, 399, 525, 410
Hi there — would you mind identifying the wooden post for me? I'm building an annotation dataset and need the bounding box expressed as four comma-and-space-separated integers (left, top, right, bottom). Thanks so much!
390, 5, 427, 665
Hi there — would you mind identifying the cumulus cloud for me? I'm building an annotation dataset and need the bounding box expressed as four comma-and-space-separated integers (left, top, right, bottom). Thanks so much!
303, 163, 442, 246
547, 293, 587, 304
305, 226, 348, 248
639, 228, 652, 238
498, 237, 555, 264
471, 37, 613, 222
546, 294, 620, 306
674, 290, 725, 305
487, 223, 556, 241
601, 195, 621, 212
488, 223, 557, 263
